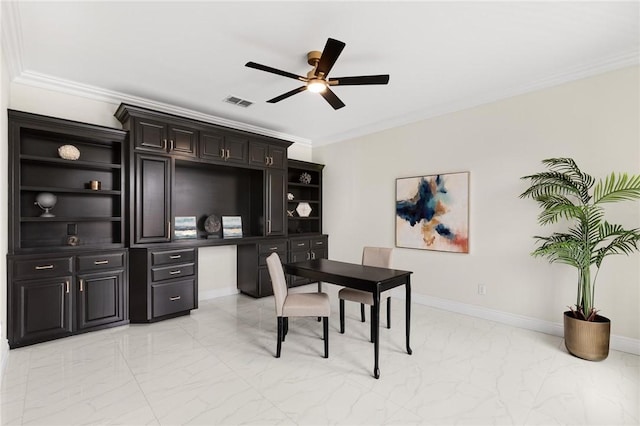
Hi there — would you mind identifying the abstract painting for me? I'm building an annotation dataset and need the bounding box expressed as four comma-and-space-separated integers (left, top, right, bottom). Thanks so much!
396, 172, 469, 253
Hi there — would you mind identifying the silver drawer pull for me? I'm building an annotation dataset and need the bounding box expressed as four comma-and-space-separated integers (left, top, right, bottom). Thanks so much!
269, 247, 278, 251
297, 243, 305, 247
169, 255, 181, 259
35, 264, 54, 270
169, 270, 181, 275
169, 296, 181, 301
315, 242, 324, 245
94, 260, 109, 265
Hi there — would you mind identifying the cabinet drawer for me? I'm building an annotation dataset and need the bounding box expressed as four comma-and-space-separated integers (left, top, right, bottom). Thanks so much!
13, 257, 73, 279
152, 279, 196, 317
289, 239, 310, 251
311, 237, 327, 248
151, 248, 196, 266
258, 241, 287, 254
151, 263, 195, 282
77, 252, 125, 272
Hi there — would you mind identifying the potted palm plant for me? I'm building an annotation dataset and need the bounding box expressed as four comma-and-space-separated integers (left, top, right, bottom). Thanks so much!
520, 158, 640, 361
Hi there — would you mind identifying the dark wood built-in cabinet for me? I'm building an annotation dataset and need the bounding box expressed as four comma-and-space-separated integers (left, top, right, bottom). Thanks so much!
200, 128, 248, 165
6, 105, 329, 348
6, 110, 129, 348
133, 116, 198, 157
129, 247, 198, 322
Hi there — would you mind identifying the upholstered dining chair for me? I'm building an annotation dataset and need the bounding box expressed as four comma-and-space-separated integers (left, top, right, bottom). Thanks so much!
338, 247, 393, 342
266, 252, 330, 358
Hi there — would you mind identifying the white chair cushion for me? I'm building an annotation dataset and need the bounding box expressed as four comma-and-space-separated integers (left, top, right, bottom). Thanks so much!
338, 287, 391, 305
283, 292, 330, 317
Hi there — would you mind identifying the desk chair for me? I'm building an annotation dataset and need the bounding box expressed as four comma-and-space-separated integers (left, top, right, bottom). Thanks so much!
266, 252, 330, 358
338, 247, 393, 342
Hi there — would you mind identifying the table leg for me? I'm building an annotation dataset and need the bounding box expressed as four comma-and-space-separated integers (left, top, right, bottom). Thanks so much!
406, 276, 412, 355
373, 288, 380, 379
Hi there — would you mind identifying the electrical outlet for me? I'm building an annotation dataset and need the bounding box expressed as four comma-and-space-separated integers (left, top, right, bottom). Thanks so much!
478, 284, 487, 295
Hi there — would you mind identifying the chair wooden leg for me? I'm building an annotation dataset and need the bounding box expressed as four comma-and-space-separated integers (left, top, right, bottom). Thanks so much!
276, 317, 283, 358
387, 297, 391, 329
339, 299, 345, 333
323, 316, 329, 358
360, 303, 366, 322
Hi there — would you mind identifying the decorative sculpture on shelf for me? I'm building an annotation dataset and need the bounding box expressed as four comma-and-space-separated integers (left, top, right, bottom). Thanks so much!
57, 144, 80, 160
35, 192, 57, 217
299, 172, 312, 184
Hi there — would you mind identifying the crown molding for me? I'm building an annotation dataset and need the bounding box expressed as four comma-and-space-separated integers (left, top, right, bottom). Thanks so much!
314, 49, 640, 147
12, 70, 312, 147
1, 1, 24, 80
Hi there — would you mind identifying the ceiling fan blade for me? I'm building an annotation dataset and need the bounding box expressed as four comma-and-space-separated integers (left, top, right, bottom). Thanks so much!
315, 38, 346, 77
245, 62, 306, 81
320, 88, 346, 110
329, 75, 390, 86
266, 86, 307, 103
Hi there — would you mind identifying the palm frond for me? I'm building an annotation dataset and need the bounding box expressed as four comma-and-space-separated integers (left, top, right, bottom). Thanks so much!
592, 173, 640, 204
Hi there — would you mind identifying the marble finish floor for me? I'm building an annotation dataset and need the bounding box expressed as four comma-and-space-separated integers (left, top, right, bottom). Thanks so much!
1, 287, 638, 425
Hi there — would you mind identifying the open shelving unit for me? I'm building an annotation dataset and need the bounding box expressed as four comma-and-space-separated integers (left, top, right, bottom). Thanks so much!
286, 159, 324, 235
9, 111, 127, 253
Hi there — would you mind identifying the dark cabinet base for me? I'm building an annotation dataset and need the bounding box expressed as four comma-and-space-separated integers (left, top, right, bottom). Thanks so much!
7, 249, 129, 349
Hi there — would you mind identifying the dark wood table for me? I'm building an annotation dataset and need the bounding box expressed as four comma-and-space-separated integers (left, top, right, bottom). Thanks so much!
283, 258, 413, 379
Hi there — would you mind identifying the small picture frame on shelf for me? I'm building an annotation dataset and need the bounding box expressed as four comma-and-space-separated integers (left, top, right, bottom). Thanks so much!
174, 216, 197, 239
222, 216, 243, 239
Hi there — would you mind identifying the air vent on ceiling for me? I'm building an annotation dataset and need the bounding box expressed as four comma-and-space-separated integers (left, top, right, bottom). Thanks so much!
223, 95, 253, 108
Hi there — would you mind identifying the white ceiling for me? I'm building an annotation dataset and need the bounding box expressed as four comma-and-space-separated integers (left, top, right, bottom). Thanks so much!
5, 1, 639, 146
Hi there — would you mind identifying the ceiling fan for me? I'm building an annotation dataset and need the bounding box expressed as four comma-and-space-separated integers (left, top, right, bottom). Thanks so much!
245, 38, 389, 110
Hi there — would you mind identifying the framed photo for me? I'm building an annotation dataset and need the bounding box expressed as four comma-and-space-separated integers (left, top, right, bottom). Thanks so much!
222, 216, 243, 239
174, 216, 197, 239
396, 172, 469, 253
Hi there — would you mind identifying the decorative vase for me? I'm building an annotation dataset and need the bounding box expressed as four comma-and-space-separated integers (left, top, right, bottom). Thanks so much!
563, 311, 610, 361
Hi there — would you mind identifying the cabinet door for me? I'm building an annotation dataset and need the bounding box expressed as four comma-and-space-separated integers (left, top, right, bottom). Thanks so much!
12, 276, 73, 345
136, 154, 171, 243
135, 118, 168, 152
269, 145, 287, 170
77, 270, 125, 330
199, 129, 226, 163
249, 141, 269, 167
225, 135, 249, 164
168, 125, 197, 157
266, 169, 286, 236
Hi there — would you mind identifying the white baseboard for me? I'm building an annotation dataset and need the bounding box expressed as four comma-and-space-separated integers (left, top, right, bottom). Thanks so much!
394, 290, 640, 356
199, 287, 240, 301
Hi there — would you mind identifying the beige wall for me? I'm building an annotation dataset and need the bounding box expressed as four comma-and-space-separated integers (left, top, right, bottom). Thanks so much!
0, 31, 9, 342
313, 66, 640, 341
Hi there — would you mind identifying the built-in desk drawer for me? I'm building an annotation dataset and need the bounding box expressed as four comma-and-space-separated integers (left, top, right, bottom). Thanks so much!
258, 241, 287, 254
290, 240, 310, 251
152, 279, 196, 317
13, 256, 73, 279
151, 263, 195, 282
151, 248, 196, 266
77, 252, 125, 272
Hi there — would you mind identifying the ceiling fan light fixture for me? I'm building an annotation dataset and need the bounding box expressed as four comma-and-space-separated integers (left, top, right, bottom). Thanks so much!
307, 79, 327, 93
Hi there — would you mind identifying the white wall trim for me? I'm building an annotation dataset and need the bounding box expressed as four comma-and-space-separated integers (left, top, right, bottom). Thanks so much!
314, 49, 640, 146
393, 291, 640, 356
199, 287, 240, 301
12, 70, 312, 147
